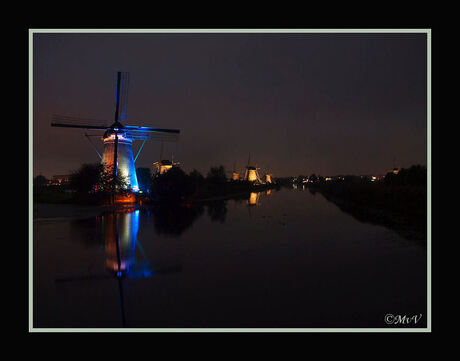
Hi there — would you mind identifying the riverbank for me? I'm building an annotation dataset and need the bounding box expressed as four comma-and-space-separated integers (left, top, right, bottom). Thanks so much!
308, 181, 427, 243
33, 182, 280, 220
33, 203, 141, 222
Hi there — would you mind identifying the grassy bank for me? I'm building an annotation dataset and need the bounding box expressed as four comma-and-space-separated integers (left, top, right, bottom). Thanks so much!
308, 181, 427, 243
33, 188, 75, 204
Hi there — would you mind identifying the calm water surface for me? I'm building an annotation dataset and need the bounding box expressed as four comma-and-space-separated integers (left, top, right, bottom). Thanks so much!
33, 187, 427, 328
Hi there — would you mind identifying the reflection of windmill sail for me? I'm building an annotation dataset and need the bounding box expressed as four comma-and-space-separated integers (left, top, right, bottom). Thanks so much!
51, 71, 180, 194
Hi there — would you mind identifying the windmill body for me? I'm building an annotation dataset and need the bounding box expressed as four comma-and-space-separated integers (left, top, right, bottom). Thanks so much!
153, 159, 174, 175
264, 174, 272, 184
245, 166, 259, 182
102, 130, 139, 191
243, 153, 263, 184
51, 72, 180, 194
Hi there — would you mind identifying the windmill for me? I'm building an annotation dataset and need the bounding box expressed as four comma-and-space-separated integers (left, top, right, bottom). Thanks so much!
51, 72, 180, 193
226, 162, 240, 181
152, 141, 180, 175
262, 167, 273, 184
243, 153, 263, 184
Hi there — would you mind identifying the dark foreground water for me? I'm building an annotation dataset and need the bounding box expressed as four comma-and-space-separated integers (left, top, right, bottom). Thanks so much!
33, 187, 427, 329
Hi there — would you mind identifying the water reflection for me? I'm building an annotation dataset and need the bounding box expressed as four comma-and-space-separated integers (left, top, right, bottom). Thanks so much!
149, 204, 205, 237
37, 187, 426, 328
247, 192, 260, 207
206, 201, 227, 223
103, 209, 152, 278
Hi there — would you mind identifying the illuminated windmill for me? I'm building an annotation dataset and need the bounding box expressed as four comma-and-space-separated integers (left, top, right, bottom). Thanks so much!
153, 142, 180, 175
243, 153, 263, 184
226, 162, 240, 181
51, 72, 180, 192
262, 167, 273, 184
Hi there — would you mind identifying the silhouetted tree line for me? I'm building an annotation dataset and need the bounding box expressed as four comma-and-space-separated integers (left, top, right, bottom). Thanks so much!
36, 162, 277, 204
150, 165, 230, 202
384, 165, 426, 186
33, 175, 49, 188
69, 163, 128, 194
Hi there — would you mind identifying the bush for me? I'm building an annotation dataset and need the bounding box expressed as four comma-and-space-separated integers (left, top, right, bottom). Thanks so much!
151, 167, 195, 202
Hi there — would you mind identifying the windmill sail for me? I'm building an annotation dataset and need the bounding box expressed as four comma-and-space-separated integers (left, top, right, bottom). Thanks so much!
116, 72, 129, 122
51, 114, 110, 130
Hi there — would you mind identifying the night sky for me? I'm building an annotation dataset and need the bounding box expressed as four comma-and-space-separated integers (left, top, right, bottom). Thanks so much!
33, 32, 427, 178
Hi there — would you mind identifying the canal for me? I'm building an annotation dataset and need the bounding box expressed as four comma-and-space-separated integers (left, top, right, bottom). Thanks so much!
33, 186, 427, 328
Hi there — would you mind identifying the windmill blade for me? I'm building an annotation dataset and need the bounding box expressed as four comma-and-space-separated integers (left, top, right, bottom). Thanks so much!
124, 125, 180, 134
51, 123, 109, 130
116, 72, 129, 122
126, 130, 180, 142
51, 114, 110, 130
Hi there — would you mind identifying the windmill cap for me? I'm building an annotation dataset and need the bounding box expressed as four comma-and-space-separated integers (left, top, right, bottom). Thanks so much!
103, 127, 127, 138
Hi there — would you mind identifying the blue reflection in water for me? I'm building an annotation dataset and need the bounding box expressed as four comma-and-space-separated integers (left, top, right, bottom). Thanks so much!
103, 209, 153, 280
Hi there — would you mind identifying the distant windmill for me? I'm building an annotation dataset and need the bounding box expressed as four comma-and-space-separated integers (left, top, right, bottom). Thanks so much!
226, 162, 240, 181
262, 167, 273, 184
153, 141, 180, 175
243, 153, 263, 184
51, 72, 180, 192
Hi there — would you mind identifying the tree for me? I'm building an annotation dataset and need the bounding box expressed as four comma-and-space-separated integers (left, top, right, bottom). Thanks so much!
309, 174, 318, 183
297, 175, 306, 183
70, 163, 103, 193
189, 169, 205, 189
384, 164, 427, 186
70, 163, 128, 194
98, 165, 128, 193
34, 175, 48, 187
206, 166, 227, 185
151, 167, 194, 202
